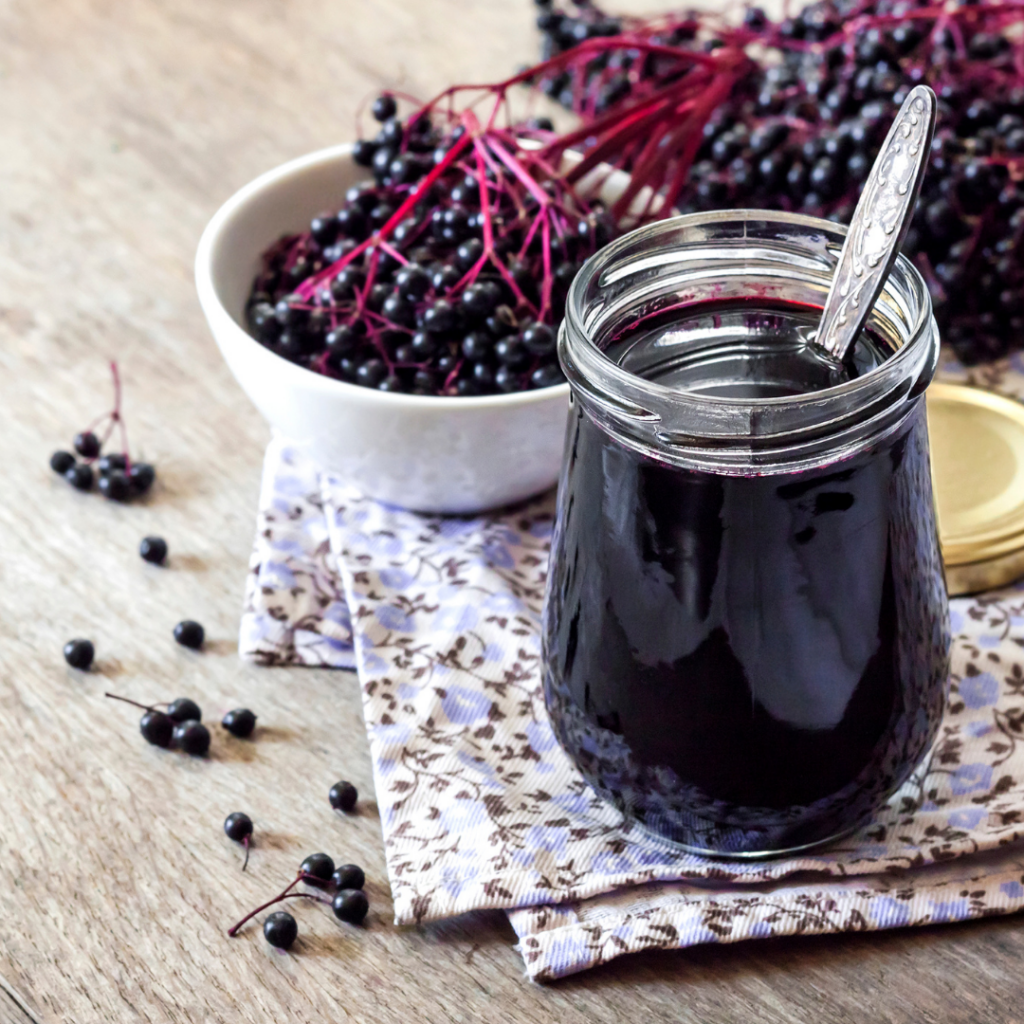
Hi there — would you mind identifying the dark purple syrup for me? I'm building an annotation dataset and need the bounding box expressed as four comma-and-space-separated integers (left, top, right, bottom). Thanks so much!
543, 299, 950, 855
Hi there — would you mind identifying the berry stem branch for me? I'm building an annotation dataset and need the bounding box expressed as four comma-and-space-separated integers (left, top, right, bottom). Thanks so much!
226, 873, 332, 937
104, 693, 158, 712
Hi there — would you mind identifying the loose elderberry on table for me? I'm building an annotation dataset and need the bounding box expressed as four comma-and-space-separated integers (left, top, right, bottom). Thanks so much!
530, 0, 1024, 366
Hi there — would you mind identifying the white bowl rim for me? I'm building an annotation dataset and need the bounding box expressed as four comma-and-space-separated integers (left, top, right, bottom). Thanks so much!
195, 142, 572, 412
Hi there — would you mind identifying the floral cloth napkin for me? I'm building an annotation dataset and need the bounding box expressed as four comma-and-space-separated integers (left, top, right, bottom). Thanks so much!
242, 435, 1024, 981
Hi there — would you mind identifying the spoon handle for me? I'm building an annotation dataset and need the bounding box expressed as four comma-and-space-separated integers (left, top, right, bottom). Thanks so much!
817, 85, 937, 363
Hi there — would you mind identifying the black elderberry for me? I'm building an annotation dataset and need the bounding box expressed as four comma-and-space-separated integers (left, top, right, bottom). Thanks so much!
172, 720, 211, 756
63, 638, 95, 670
430, 345, 454, 368
455, 238, 484, 271
455, 378, 481, 396
299, 853, 335, 887
423, 299, 456, 334
122, 463, 154, 497
74, 431, 101, 458
848, 152, 870, 181
345, 182, 378, 212
276, 331, 305, 362
335, 206, 367, 241
356, 358, 387, 388
440, 206, 471, 243
322, 239, 355, 264
391, 217, 422, 248
396, 265, 431, 300
50, 451, 76, 474
331, 864, 365, 891
352, 139, 376, 168
413, 368, 435, 392
461, 281, 501, 317
264, 911, 298, 950
531, 363, 565, 389
389, 155, 425, 186
495, 365, 521, 392
139, 536, 168, 565
225, 811, 254, 842
167, 697, 202, 722
495, 337, 530, 368
473, 363, 496, 389
522, 323, 556, 356
331, 267, 365, 301
485, 312, 514, 339
431, 265, 462, 293
809, 157, 838, 197
332, 889, 369, 925
372, 93, 397, 123
924, 198, 963, 239
173, 621, 205, 650
310, 213, 338, 247
461, 332, 493, 361
99, 470, 131, 502
222, 708, 257, 738
66, 463, 94, 491
553, 262, 578, 291
382, 292, 416, 327
379, 375, 404, 392
329, 780, 358, 812
325, 327, 358, 358
274, 294, 307, 327
379, 119, 404, 149
372, 146, 395, 182
286, 257, 313, 287
248, 302, 281, 343
140, 709, 174, 748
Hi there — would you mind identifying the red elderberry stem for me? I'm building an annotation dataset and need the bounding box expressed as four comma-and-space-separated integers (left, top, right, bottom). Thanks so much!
295, 123, 474, 301
226, 873, 331, 937
104, 693, 159, 712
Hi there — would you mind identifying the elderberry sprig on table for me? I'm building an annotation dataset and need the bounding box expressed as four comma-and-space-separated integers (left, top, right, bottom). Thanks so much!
50, 361, 157, 498
530, 0, 1024, 365
227, 853, 370, 950
245, 87, 616, 396
105, 692, 213, 756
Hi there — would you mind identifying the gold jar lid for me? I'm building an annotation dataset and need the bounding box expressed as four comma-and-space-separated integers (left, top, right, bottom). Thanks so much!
928, 381, 1024, 596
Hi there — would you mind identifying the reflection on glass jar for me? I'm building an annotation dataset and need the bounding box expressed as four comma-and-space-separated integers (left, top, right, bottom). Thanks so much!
543, 212, 950, 857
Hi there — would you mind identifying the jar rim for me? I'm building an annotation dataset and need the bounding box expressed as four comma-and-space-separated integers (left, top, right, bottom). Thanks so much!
563, 209, 933, 413
559, 210, 939, 472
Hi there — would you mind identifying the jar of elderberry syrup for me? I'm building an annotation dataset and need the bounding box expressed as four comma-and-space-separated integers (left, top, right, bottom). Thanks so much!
543, 211, 950, 857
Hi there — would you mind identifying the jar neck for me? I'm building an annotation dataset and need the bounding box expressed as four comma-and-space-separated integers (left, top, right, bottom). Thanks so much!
560, 211, 939, 475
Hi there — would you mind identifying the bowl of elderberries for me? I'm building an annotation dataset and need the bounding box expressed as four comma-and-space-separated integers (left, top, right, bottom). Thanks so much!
196, 87, 635, 513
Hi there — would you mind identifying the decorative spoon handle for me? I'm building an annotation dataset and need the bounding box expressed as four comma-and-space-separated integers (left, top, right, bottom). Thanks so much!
817, 85, 936, 363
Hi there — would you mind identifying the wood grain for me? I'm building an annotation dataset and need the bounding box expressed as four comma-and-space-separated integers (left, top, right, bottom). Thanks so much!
2, 0, 1024, 1021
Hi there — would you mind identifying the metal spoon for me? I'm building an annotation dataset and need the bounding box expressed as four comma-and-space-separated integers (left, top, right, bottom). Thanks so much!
816, 85, 937, 363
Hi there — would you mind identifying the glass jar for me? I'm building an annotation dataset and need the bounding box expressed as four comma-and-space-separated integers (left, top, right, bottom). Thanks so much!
543, 211, 950, 858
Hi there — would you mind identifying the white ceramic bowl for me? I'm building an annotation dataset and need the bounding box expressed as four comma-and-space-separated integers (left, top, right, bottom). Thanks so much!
195, 144, 571, 513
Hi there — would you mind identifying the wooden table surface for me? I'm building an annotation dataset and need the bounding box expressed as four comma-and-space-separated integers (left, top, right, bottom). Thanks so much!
3, 1, 1024, 1021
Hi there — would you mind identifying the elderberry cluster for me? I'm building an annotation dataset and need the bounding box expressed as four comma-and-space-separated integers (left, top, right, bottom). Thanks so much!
245, 95, 613, 395
105, 693, 257, 756
229, 852, 370, 951
534, 0, 1024, 365
50, 432, 155, 501
50, 364, 157, 498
